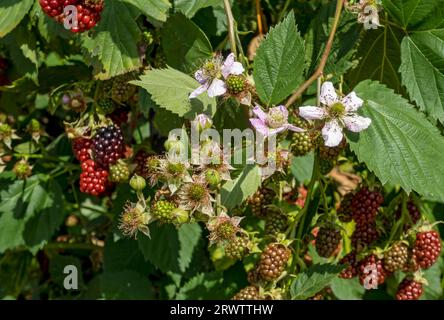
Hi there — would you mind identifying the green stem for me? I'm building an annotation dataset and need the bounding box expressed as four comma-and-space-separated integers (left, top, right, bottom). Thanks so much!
223, 0, 237, 55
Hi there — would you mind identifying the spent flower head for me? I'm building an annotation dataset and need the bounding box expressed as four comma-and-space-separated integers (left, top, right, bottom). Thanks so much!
206, 211, 244, 245
119, 202, 150, 239
250, 105, 304, 137
178, 176, 214, 216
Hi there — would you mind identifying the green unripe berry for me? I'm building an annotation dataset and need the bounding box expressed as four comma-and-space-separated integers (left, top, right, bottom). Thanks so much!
130, 174, 146, 191
226, 75, 245, 94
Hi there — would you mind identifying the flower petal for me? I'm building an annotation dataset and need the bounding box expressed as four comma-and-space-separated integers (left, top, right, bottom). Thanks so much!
221, 53, 244, 78
252, 105, 267, 122
194, 69, 207, 84
268, 127, 286, 135
342, 115, 372, 132
320, 81, 339, 106
298, 106, 328, 120
277, 105, 289, 119
286, 124, 305, 133
342, 91, 363, 112
250, 118, 269, 136
207, 79, 226, 97
322, 119, 344, 147
189, 84, 208, 99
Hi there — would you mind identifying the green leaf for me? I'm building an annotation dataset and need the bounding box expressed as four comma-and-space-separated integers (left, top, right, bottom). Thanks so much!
131, 67, 217, 119
253, 12, 305, 105
347, 25, 404, 93
382, 0, 442, 29
81, 0, 143, 80
290, 264, 344, 300
138, 223, 201, 273
175, 272, 224, 299
400, 30, 444, 123
348, 80, 444, 202
0, 0, 33, 38
221, 164, 261, 209
421, 257, 443, 299
175, 0, 221, 18
123, 0, 171, 22
291, 152, 314, 183
161, 13, 212, 74
330, 277, 365, 300
104, 238, 154, 275
85, 270, 154, 299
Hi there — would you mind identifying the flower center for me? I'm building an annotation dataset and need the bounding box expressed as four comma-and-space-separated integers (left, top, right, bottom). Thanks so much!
203, 60, 221, 79
267, 108, 286, 128
188, 183, 206, 201
167, 162, 185, 176
216, 222, 236, 239
329, 102, 346, 118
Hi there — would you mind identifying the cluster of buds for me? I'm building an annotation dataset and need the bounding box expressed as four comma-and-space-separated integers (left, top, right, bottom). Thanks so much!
347, 0, 382, 30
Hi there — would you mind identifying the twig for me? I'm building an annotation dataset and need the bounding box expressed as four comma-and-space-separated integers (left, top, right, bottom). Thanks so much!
256, 0, 264, 35
223, 0, 237, 55
285, 0, 344, 108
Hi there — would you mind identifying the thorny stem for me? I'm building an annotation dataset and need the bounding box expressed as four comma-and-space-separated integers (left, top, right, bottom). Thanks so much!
224, 0, 237, 56
285, 0, 344, 108
256, 0, 264, 34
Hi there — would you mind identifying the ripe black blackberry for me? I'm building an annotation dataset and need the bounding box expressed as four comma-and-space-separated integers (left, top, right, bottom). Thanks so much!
72, 137, 92, 162
258, 243, 291, 281
248, 187, 275, 218
265, 211, 288, 235
351, 187, 383, 224
412, 230, 441, 269
109, 108, 129, 127
226, 75, 245, 94
358, 255, 389, 287
109, 160, 130, 183
383, 242, 409, 273
92, 125, 125, 168
396, 277, 423, 300
315, 226, 342, 258
151, 200, 177, 224
338, 252, 359, 279
225, 235, 250, 260
134, 150, 150, 178
232, 286, 261, 300
351, 222, 379, 252
337, 193, 353, 223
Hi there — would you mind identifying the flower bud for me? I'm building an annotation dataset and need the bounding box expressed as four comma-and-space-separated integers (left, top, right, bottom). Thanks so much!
129, 174, 146, 191
205, 169, 221, 188
172, 208, 190, 225
193, 114, 213, 132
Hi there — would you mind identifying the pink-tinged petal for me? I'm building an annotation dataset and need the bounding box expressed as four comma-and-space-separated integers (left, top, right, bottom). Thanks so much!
207, 79, 226, 97
298, 106, 327, 120
277, 105, 289, 119
342, 115, 371, 133
342, 92, 363, 112
286, 124, 305, 133
268, 127, 286, 135
194, 69, 207, 84
322, 119, 344, 147
222, 53, 244, 78
320, 82, 339, 106
189, 84, 208, 99
250, 119, 269, 136
252, 105, 267, 122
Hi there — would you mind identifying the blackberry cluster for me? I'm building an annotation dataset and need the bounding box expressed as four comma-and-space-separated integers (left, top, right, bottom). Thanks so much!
315, 226, 341, 258
111, 74, 137, 102
412, 230, 441, 269
338, 252, 359, 279
248, 187, 275, 218
319, 139, 346, 161
72, 137, 92, 162
351, 187, 384, 224
97, 99, 116, 115
225, 235, 250, 260
109, 108, 129, 127
337, 193, 353, 223
258, 243, 291, 281
79, 159, 109, 196
351, 222, 379, 252
396, 278, 423, 300
226, 75, 245, 94
151, 200, 177, 223
358, 254, 389, 287
265, 211, 288, 235
39, 0, 104, 33
92, 125, 125, 168
383, 242, 409, 273
232, 286, 261, 300
109, 160, 130, 183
